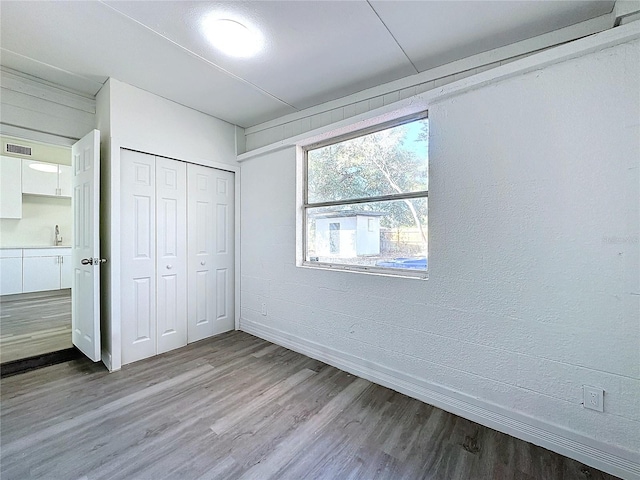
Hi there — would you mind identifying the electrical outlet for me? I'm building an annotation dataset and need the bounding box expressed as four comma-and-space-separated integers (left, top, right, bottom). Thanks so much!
261, 302, 267, 316
583, 385, 604, 412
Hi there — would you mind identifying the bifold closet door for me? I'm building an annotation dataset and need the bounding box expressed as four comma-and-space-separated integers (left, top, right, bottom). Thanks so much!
156, 157, 187, 354
121, 150, 157, 365
187, 164, 235, 342
121, 151, 188, 365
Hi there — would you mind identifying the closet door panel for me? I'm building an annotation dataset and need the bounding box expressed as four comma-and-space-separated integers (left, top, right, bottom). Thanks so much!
121, 150, 157, 365
187, 164, 234, 342
156, 157, 187, 354
187, 164, 215, 342
213, 170, 234, 334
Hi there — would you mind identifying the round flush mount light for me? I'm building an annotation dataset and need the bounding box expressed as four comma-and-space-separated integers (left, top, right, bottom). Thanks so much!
202, 17, 263, 58
28, 163, 58, 173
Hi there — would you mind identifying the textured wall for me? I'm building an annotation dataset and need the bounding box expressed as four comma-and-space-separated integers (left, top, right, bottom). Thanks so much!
239, 38, 640, 466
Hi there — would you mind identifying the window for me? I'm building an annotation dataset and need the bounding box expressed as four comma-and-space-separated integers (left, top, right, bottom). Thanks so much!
302, 114, 428, 277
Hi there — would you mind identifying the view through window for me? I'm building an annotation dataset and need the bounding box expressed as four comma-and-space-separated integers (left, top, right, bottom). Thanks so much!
304, 114, 428, 276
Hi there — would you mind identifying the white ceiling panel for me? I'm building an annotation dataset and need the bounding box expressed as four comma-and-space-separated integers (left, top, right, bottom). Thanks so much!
103, 1, 417, 110
370, 1, 615, 72
0, 0, 619, 128
0, 1, 295, 126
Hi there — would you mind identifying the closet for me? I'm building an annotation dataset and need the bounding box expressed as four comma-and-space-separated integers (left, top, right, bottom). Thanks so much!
120, 149, 234, 365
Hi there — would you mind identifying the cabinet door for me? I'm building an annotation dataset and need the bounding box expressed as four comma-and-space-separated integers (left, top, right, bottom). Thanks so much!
156, 156, 187, 354
187, 165, 234, 342
0, 156, 22, 219
120, 150, 157, 365
60, 254, 72, 289
23, 256, 60, 292
22, 160, 58, 196
58, 165, 72, 197
0, 257, 22, 295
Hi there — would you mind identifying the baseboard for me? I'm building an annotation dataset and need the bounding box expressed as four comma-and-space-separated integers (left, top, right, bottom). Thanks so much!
240, 318, 640, 480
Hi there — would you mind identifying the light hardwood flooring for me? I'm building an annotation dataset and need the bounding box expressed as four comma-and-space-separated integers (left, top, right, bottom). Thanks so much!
0, 290, 72, 364
0, 331, 618, 480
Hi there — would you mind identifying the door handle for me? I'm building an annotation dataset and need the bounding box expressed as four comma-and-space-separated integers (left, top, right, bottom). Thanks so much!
200, 261, 206, 266
166, 264, 173, 269
81, 258, 107, 266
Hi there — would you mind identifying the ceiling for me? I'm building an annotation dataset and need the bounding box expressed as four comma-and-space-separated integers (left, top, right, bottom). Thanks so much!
0, 1, 615, 128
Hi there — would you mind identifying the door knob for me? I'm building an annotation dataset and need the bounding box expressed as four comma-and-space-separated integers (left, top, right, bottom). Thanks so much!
166, 265, 173, 269
200, 261, 206, 266
81, 258, 107, 266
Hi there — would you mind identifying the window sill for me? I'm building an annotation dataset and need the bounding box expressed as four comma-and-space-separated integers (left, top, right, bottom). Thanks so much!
300, 261, 428, 280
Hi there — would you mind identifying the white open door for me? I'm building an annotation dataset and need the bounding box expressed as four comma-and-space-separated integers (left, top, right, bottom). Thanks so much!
71, 129, 102, 362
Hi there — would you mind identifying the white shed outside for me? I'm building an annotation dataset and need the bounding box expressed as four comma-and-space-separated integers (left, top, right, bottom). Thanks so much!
313, 211, 382, 258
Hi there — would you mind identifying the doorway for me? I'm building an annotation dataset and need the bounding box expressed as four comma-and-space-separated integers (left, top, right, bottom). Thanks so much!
0, 135, 73, 364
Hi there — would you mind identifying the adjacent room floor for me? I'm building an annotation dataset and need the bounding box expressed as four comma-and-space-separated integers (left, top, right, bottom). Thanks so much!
0, 290, 72, 364
0, 331, 618, 480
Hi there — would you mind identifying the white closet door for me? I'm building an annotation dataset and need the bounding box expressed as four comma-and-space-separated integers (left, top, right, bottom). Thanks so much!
121, 150, 157, 365
188, 165, 235, 342
156, 156, 187, 354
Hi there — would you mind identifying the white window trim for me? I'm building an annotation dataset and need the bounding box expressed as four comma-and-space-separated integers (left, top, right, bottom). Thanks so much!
297, 113, 429, 280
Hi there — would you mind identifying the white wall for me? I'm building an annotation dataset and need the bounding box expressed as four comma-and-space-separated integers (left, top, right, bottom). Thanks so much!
356, 216, 380, 256
98, 78, 241, 371
239, 36, 640, 477
108, 79, 238, 168
0, 196, 71, 247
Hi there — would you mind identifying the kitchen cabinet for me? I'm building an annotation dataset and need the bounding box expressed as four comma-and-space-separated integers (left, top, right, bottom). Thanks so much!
0, 156, 22, 219
60, 253, 72, 289
21, 160, 71, 198
0, 249, 23, 295
58, 165, 72, 197
22, 248, 72, 293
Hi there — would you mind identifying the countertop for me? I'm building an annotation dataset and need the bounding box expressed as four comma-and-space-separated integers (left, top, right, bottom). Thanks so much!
1, 246, 72, 249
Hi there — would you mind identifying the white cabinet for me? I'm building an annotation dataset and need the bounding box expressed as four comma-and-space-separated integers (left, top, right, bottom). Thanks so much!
0, 156, 22, 219
58, 165, 72, 197
0, 249, 23, 295
22, 160, 71, 197
22, 248, 72, 293
23, 255, 60, 292
60, 254, 72, 289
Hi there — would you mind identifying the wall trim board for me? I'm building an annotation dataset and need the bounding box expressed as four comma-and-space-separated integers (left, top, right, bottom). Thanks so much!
240, 318, 640, 480
0, 67, 97, 113
238, 20, 640, 162
244, 13, 614, 137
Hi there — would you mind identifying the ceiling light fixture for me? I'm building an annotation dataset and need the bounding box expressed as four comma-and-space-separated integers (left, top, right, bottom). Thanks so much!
202, 16, 263, 58
28, 163, 59, 173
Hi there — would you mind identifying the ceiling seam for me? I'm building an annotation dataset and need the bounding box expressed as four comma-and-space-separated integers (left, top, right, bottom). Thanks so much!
366, 1, 420, 74
98, 1, 298, 112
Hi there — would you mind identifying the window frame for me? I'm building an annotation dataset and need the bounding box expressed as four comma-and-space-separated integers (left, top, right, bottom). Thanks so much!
301, 112, 429, 279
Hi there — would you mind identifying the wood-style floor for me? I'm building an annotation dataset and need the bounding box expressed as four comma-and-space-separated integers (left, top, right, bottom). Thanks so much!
0, 331, 618, 480
0, 290, 72, 364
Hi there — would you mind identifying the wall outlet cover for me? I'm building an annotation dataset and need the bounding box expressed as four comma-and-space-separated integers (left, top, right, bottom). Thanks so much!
583, 385, 604, 412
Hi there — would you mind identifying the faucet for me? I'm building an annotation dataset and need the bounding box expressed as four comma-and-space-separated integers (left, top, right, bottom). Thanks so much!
55, 225, 63, 246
